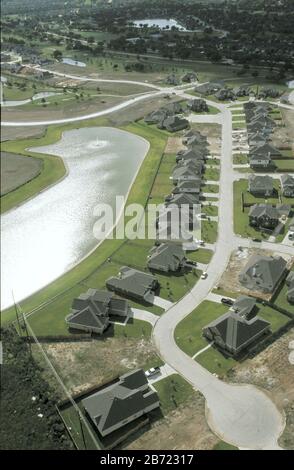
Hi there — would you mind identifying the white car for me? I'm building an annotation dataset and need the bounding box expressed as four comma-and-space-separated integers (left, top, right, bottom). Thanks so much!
145, 367, 160, 378
201, 272, 208, 279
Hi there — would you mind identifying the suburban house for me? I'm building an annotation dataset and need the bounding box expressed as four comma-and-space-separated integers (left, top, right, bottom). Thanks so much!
187, 98, 208, 113
202, 297, 270, 356
248, 132, 267, 147
182, 130, 207, 146
286, 272, 294, 304
249, 153, 276, 170
250, 143, 281, 158
172, 163, 203, 183
182, 72, 198, 83
164, 101, 185, 115
165, 192, 200, 209
233, 86, 250, 97
82, 369, 160, 437
144, 108, 167, 125
65, 289, 129, 335
232, 295, 257, 319
147, 243, 193, 273
215, 88, 234, 101
106, 267, 159, 303
239, 254, 287, 293
281, 174, 294, 197
248, 175, 274, 197
158, 115, 189, 132
176, 148, 206, 163
249, 204, 280, 229
172, 180, 202, 194
195, 82, 222, 96
166, 73, 180, 86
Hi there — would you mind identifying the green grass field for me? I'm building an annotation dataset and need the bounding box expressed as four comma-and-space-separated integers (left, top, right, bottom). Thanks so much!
153, 374, 195, 414
201, 220, 218, 243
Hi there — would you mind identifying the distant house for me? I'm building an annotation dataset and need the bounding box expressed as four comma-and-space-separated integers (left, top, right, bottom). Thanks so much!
158, 115, 189, 132
250, 143, 281, 158
147, 243, 190, 273
164, 101, 185, 115
182, 72, 198, 83
258, 87, 281, 99
249, 204, 280, 229
239, 255, 287, 293
248, 132, 267, 147
176, 147, 205, 163
165, 192, 200, 209
286, 272, 294, 304
202, 297, 270, 356
144, 108, 167, 125
281, 174, 294, 197
233, 86, 250, 97
195, 82, 221, 96
182, 129, 207, 146
106, 267, 159, 304
172, 163, 203, 183
65, 288, 129, 335
248, 175, 274, 197
166, 73, 180, 86
187, 98, 208, 113
82, 369, 160, 437
249, 153, 276, 170
173, 180, 202, 194
215, 88, 234, 101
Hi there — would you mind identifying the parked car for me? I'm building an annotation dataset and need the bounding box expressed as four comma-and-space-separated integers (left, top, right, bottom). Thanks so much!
221, 298, 234, 306
288, 233, 294, 240
201, 272, 208, 279
252, 238, 261, 242
145, 367, 160, 378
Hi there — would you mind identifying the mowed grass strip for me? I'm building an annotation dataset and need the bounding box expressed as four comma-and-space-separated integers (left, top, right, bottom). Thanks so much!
153, 374, 195, 414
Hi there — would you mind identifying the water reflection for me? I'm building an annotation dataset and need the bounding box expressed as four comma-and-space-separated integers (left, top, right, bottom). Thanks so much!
1, 127, 149, 309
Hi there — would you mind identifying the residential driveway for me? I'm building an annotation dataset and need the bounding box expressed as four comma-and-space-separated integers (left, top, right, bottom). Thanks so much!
130, 308, 158, 327
153, 296, 174, 310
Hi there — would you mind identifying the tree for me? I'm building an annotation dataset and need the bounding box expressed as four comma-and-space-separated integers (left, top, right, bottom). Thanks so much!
52, 49, 62, 60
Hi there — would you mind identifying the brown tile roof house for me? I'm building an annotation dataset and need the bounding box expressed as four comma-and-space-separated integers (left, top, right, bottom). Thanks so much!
202, 296, 270, 356
248, 175, 274, 197
65, 289, 129, 334
106, 267, 159, 304
249, 204, 280, 229
82, 369, 160, 437
147, 242, 189, 273
239, 255, 287, 293
281, 174, 294, 197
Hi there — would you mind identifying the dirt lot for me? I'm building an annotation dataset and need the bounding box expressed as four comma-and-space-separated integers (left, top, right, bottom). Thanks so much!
1, 151, 43, 196
216, 247, 293, 300
165, 136, 185, 154
1, 125, 46, 142
190, 123, 221, 154
271, 109, 294, 152
226, 328, 294, 449
125, 392, 219, 450
35, 336, 161, 396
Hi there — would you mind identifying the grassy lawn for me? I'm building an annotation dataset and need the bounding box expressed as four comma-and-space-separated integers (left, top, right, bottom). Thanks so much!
232, 115, 245, 122
213, 441, 238, 450
174, 300, 228, 356
155, 270, 202, 303
232, 122, 247, 130
201, 220, 218, 243
274, 159, 294, 171
202, 204, 218, 217
257, 305, 290, 332
233, 153, 248, 164
204, 167, 220, 181
153, 374, 195, 414
188, 248, 214, 264
202, 184, 219, 194
196, 346, 236, 376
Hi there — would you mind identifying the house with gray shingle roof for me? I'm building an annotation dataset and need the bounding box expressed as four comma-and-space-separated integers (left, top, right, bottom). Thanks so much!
182, 130, 207, 146
144, 108, 167, 125
250, 143, 281, 158
172, 163, 203, 183
176, 147, 205, 163
281, 174, 294, 197
82, 369, 160, 437
65, 289, 129, 334
248, 175, 274, 197
249, 153, 276, 170
166, 73, 180, 86
173, 180, 201, 194
239, 255, 287, 293
187, 98, 208, 113
182, 72, 198, 83
232, 295, 257, 319
106, 267, 159, 303
249, 204, 279, 229
158, 115, 189, 132
147, 243, 190, 273
248, 132, 267, 147
202, 298, 270, 356
165, 192, 200, 209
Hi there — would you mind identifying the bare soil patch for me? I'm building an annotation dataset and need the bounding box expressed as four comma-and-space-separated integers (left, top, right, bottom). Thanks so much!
226, 328, 294, 449
1, 151, 43, 196
271, 109, 294, 152
165, 137, 185, 154
125, 393, 219, 450
190, 123, 221, 154
1, 125, 46, 142
35, 337, 160, 396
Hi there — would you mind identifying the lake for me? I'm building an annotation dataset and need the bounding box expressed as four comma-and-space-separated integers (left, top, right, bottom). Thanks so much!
1, 127, 149, 310
132, 18, 187, 31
